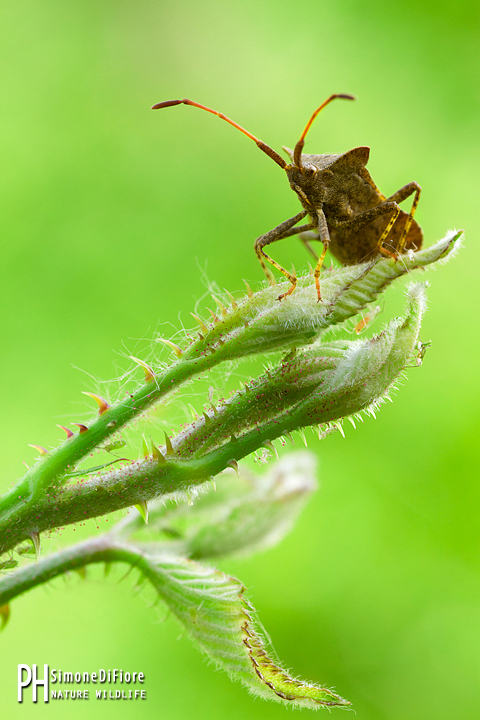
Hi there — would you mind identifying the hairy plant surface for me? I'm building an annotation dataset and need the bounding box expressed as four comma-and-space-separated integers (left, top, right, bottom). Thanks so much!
0, 231, 461, 709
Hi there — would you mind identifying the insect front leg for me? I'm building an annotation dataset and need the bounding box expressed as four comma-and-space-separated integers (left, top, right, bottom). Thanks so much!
332, 201, 402, 260
385, 181, 422, 253
313, 209, 330, 302
290, 183, 320, 261
254, 210, 311, 300
376, 205, 401, 259
298, 231, 321, 261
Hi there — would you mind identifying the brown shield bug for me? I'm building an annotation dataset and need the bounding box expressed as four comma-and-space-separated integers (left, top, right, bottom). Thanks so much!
152, 95, 422, 301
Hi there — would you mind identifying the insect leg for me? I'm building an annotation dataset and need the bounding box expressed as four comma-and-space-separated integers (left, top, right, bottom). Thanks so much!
254, 211, 309, 300
274, 223, 316, 266
298, 231, 320, 261
280, 223, 314, 239
386, 182, 422, 254
332, 201, 400, 233
313, 209, 330, 302
332, 201, 402, 259
376, 205, 401, 259
290, 183, 320, 260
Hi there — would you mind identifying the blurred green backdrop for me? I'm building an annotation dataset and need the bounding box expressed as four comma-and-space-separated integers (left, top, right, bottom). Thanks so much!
0, 0, 479, 718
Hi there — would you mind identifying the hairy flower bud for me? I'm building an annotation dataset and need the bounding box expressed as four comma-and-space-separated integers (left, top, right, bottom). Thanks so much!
175, 283, 427, 459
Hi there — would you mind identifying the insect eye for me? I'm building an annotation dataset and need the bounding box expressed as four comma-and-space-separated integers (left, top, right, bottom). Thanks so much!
304, 164, 317, 175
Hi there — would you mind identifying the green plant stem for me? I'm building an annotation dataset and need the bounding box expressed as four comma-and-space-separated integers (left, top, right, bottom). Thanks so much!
0, 535, 127, 606
0, 415, 310, 555
0, 357, 215, 512
0, 531, 350, 709
0, 282, 426, 555
0, 233, 460, 556
0, 234, 459, 522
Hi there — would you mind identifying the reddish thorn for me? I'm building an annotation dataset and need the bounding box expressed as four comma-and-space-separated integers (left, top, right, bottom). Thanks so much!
225, 289, 238, 310
29, 532, 41, 564
190, 313, 209, 335
156, 338, 183, 359
82, 392, 110, 415
207, 309, 219, 324
243, 279, 253, 298
57, 425, 74, 439
151, 439, 167, 465
226, 459, 239, 476
28, 444, 48, 457
0, 604, 10, 631
129, 355, 155, 382
212, 295, 228, 317
134, 500, 148, 525
73, 423, 89, 434
164, 433, 174, 456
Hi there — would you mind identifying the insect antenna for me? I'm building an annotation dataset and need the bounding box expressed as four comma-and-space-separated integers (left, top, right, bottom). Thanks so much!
152, 98, 287, 169
293, 94, 356, 168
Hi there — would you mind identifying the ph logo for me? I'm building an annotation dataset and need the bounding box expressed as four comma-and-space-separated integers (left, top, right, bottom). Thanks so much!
18, 664, 49, 703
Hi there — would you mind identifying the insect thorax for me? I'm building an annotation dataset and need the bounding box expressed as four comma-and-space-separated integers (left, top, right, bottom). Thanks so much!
286, 149, 381, 221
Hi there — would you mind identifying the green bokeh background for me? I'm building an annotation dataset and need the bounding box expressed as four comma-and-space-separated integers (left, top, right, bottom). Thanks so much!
0, 1, 478, 718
